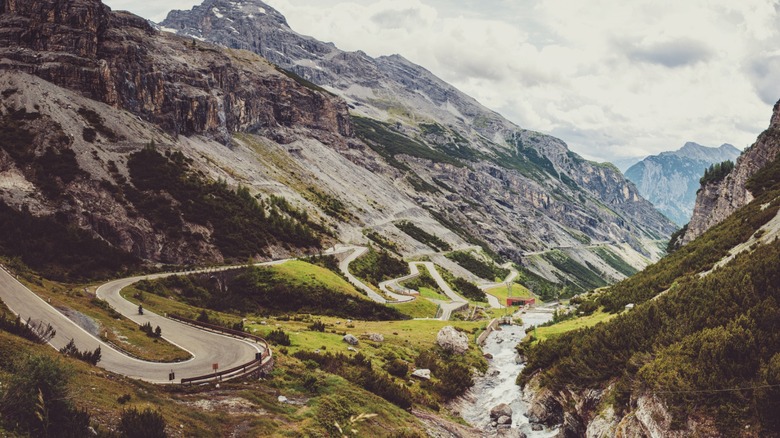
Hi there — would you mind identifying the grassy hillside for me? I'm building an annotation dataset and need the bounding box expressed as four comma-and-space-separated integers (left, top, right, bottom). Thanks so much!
134, 260, 407, 321
519, 179, 780, 435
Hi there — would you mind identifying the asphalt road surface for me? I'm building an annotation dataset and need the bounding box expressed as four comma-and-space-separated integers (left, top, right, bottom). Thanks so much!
0, 266, 262, 384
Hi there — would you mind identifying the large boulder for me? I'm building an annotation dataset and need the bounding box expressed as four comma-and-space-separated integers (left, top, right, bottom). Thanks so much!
436, 326, 469, 354
365, 333, 384, 342
343, 334, 359, 345
490, 403, 513, 420
411, 369, 431, 380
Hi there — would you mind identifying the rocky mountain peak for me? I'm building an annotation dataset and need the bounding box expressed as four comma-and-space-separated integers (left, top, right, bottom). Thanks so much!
683, 100, 780, 242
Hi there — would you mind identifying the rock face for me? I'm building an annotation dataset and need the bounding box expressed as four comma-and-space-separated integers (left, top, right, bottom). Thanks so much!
160, 0, 677, 286
364, 333, 384, 343
0, 0, 351, 143
683, 102, 780, 243
436, 326, 469, 354
625, 143, 741, 226
342, 334, 358, 346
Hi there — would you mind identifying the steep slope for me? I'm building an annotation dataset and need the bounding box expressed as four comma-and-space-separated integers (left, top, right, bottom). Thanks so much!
625, 142, 741, 225
683, 103, 780, 243
517, 101, 780, 437
161, 0, 676, 288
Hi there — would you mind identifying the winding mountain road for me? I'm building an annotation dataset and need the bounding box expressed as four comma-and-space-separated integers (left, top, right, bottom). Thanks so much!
0, 265, 263, 384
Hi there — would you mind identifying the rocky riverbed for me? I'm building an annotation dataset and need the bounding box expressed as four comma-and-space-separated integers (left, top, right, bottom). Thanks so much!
453, 307, 559, 437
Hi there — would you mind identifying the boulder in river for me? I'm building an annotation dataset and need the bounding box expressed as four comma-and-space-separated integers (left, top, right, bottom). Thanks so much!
490, 403, 513, 420
497, 415, 512, 425
436, 326, 469, 354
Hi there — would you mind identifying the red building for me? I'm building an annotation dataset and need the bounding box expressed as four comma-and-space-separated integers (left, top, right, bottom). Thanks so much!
507, 297, 535, 306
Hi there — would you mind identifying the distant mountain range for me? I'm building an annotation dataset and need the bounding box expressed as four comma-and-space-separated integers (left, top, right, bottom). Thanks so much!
624, 142, 741, 225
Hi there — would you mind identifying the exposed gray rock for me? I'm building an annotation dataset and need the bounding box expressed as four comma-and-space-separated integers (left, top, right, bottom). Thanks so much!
497, 415, 512, 425
436, 326, 469, 354
365, 333, 384, 342
490, 403, 513, 420
411, 369, 431, 380
342, 334, 358, 345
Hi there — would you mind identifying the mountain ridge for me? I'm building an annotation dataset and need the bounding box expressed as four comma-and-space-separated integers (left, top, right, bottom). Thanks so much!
624, 142, 741, 225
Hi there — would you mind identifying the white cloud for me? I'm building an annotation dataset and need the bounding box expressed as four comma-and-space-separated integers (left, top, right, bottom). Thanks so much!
104, 0, 780, 161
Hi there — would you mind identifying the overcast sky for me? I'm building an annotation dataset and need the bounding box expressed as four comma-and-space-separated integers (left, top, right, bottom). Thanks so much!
103, 0, 780, 162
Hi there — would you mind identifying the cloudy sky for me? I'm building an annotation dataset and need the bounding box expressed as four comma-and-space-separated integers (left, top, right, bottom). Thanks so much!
104, 0, 780, 162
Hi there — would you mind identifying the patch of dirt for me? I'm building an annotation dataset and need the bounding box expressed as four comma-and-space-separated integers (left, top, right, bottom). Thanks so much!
181, 395, 267, 416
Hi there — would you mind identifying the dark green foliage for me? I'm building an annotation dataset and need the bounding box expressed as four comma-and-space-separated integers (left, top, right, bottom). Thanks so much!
666, 224, 688, 254
452, 277, 486, 301
305, 186, 352, 221
127, 147, 321, 260
412, 349, 474, 400
364, 230, 399, 253
699, 160, 735, 186
540, 250, 608, 292
0, 354, 91, 437
308, 320, 326, 332
273, 65, 333, 95
520, 234, 780, 436
266, 328, 291, 346
592, 247, 638, 277
138, 266, 406, 321
402, 269, 440, 294
82, 127, 97, 142
385, 359, 409, 378
597, 190, 780, 312
77, 107, 119, 142
313, 395, 354, 436
746, 150, 780, 196
349, 246, 407, 286
0, 314, 56, 344
306, 254, 342, 276
117, 394, 132, 404
59, 339, 102, 365
118, 408, 167, 438
352, 116, 465, 170
294, 351, 413, 409
0, 201, 139, 281
446, 251, 509, 281
395, 221, 451, 252
139, 322, 161, 338
516, 267, 564, 302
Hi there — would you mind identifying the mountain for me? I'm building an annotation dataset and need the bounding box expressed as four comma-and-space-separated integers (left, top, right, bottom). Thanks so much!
518, 101, 780, 437
624, 142, 741, 225
610, 156, 645, 173
159, 0, 676, 290
682, 106, 780, 243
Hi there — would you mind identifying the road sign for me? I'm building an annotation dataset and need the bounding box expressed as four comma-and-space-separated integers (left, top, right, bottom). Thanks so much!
212, 363, 219, 371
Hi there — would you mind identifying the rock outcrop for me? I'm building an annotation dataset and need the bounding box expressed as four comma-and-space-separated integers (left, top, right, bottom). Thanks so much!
683, 101, 780, 243
0, 0, 351, 144
342, 334, 358, 346
436, 326, 469, 354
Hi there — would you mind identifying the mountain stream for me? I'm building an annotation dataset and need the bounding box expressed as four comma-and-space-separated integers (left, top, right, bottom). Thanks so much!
455, 307, 559, 437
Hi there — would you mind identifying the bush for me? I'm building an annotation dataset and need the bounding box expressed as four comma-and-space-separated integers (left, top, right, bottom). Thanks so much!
59, 339, 102, 365
267, 328, 291, 346
385, 359, 409, 378
118, 408, 167, 438
0, 354, 91, 437
308, 320, 326, 332
0, 314, 56, 344
139, 322, 161, 338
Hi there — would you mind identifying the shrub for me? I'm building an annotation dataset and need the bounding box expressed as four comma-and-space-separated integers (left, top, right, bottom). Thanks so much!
308, 320, 326, 332
118, 408, 167, 438
59, 339, 102, 365
0, 354, 91, 437
267, 328, 291, 346
385, 359, 409, 378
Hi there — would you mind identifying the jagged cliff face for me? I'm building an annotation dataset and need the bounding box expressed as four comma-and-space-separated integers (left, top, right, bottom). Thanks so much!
683, 102, 780, 243
161, 0, 676, 286
625, 143, 741, 226
0, 0, 351, 143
